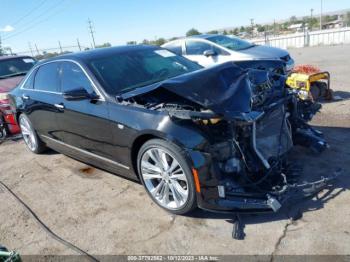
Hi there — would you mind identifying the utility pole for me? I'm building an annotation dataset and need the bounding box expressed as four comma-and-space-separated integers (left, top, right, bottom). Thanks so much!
88, 18, 96, 48
77, 38, 81, 51
310, 8, 314, 31
34, 44, 40, 56
58, 41, 63, 53
250, 18, 254, 37
320, 0, 323, 30
28, 42, 34, 56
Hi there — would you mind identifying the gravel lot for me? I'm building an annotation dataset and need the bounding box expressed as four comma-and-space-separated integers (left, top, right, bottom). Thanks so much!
0, 45, 350, 259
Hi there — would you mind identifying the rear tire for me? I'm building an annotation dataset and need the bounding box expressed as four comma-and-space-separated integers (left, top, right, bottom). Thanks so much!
19, 114, 46, 154
137, 139, 197, 215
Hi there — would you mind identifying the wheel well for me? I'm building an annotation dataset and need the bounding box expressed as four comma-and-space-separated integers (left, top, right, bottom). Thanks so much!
131, 134, 159, 178
16, 112, 22, 123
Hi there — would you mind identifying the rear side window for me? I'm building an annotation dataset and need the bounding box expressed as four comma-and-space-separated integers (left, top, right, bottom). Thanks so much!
163, 42, 182, 55
61, 62, 94, 94
22, 69, 37, 89
34, 63, 60, 92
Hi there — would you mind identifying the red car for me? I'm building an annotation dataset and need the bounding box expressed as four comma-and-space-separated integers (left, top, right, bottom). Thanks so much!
0, 55, 36, 137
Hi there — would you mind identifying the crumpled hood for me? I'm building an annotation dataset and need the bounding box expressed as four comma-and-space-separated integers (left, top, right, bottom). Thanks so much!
122, 62, 253, 119
0, 76, 24, 93
240, 45, 289, 59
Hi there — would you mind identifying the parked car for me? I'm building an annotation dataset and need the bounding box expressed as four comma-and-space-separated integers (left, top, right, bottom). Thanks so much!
0, 55, 36, 136
9, 46, 333, 215
162, 34, 295, 72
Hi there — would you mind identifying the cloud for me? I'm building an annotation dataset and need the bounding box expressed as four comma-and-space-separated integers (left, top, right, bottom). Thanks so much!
0, 25, 14, 32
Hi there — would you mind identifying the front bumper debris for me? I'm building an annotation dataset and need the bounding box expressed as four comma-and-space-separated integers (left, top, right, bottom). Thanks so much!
199, 169, 341, 213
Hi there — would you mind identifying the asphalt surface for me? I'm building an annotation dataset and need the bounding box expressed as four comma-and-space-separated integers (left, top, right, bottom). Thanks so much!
0, 45, 349, 258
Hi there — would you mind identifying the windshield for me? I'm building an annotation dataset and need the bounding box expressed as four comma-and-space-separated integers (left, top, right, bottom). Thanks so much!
207, 35, 254, 51
88, 48, 202, 95
0, 57, 36, 79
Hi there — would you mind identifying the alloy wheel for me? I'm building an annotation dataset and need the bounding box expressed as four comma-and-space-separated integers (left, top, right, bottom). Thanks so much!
141, 147, 189, 210
20, 116, 37, 151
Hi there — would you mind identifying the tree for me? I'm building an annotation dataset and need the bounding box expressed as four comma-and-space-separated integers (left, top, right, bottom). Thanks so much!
290, 16, 297, 24
126, 41, 137, 45
233, 28, 239, 35
207, 30, 219, 34
223, 30, 228, 35
308, 17, 319, 30
96, 42, 112, 48
240, 26, 245, 32
186, 28, 201, 36
257, 24, 265, 33
346, 12, 350, 25
153, 38, 166, 46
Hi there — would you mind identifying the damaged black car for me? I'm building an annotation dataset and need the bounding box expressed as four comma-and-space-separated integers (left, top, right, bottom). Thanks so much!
9, 45, 337, 215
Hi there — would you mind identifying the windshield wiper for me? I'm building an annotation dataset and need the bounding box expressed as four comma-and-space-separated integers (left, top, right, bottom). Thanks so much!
0, 72, 27, 79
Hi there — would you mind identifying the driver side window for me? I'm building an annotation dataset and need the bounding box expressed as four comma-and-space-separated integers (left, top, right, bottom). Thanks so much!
185, 40, 229, 56
61, 62, 94, 94
185, 41, 213, 55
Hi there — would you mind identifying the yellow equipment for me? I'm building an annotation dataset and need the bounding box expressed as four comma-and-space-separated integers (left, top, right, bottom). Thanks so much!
286, 71, 332, 101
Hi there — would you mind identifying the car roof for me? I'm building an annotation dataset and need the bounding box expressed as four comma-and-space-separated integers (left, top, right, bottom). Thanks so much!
44, 45, 159, 63
162, 34, 221, 46
0, 55, 34, 61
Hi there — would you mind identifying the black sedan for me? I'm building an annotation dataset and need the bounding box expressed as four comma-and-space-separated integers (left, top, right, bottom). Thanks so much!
9, 45, 334, 214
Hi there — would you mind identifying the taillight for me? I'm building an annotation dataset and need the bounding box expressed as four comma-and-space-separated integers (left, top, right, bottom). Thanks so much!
0, 93, 10, 107
0, 92, 12, 114
0, 93, 10, 108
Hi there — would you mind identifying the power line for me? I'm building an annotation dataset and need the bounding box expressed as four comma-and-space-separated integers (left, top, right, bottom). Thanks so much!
88, 18, 96, 48
2, 0, 68, 41
9, 0, 48, 27
2, 0, 66, 40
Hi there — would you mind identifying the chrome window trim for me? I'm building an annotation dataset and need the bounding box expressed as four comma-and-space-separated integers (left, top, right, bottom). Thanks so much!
41, 135, 130, 170
20, 59, 106, 101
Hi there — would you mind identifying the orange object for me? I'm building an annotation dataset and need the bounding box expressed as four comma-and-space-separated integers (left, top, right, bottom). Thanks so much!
192, 168, 201, 193
293, 65, 321, 75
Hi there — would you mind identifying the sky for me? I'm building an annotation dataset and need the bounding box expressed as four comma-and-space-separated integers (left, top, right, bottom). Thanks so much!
0, 0, 349, 53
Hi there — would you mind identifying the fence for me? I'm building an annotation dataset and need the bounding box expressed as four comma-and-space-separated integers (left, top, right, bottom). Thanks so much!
251, 27, 350, 49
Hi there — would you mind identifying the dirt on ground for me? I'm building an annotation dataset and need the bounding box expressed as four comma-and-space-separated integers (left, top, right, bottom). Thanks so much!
0, 45, 349, 258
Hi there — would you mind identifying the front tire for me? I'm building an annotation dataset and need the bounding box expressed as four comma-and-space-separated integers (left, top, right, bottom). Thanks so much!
137, 139, 197, 215
19, 114, 46, 154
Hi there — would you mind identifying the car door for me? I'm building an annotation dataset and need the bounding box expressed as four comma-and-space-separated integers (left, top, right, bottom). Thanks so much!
21, 62, 62, 140
55, 61, 114, 160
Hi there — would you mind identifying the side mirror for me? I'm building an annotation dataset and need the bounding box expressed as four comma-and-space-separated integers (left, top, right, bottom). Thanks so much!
63, 88, 98, 101
203, 49, 216, 57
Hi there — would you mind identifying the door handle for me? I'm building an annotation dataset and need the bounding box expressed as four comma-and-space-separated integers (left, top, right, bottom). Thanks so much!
22, 94, 30, 100
54, 103, 65, 109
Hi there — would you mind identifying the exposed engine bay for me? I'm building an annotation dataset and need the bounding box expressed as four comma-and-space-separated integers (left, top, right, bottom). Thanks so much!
118, 62, 338, 212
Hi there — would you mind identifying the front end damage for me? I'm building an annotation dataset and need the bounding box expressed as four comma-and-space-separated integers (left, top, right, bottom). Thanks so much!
121, 62, 338, 213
